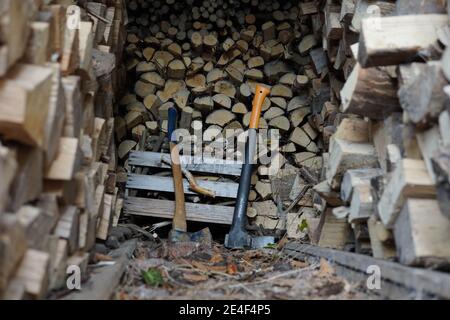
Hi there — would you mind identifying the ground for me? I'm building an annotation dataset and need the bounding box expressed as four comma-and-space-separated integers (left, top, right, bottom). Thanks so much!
114, 239, 374, 300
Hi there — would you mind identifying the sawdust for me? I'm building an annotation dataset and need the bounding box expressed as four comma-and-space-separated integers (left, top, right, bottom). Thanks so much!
115, 240, 375, 300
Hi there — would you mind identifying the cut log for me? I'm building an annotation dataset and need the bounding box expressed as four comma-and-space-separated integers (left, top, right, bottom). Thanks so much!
340, 63, 400, 120
378, 159, 436, 228
167, 59, 186, 79
45, 138, 81, 181
0, 64, 53, 146
359, 15, 448, 67
394, 199, 450, 267
269, 116, 290, 132
9, 146, 43, 212
432, 149, 450, 218
206, 109, 236, 127
398, 61, 447, 127
341, 169, 383, 203
55, 206, 79, 255
326, 138, 378, 189
118, 140, 137, 160
348, 184, 374, 223
62, 76, 82, 138
0, 0, 34, 76
0, 144, 16, 213
10, 249, 49, 300
0, 215, 27, 291
213, 94, 232, 109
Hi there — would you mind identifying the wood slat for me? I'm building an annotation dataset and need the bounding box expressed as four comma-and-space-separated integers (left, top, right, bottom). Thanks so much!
123, 197, 250, 225
126, 174, 239, 198
128, 151, 243, 176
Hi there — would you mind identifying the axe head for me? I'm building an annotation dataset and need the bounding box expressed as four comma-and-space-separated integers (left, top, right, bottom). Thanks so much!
169, 228, 212, 245
225, 228, 276, 249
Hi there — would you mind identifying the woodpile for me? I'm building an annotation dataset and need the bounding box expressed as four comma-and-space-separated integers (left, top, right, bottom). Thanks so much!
120, 0, 328, 231
1, 0, 450, 300
120, 0, 450, 271
0, 0, 127, 299
303, 0, 450, 269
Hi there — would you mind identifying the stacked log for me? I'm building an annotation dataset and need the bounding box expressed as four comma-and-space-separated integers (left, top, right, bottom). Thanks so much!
307, 0, 450, 269
0, 0, 127, 299
120, 0, 334, 235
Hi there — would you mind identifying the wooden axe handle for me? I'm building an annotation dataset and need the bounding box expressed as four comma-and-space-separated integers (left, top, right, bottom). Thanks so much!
170, 142, 187, 232
168, 107, 187, 232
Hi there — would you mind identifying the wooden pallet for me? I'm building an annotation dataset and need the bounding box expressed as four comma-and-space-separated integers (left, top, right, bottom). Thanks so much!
124, 151, 245, 224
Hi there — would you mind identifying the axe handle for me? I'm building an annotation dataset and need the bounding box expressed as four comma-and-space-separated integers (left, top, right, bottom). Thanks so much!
168, 107, 187, 232
170, 142, 187, 232
228, 85, 271, 240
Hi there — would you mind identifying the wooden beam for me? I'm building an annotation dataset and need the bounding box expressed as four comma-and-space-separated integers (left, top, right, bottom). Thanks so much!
124, 197, 257, 225
127, 174, 239, 198
128, 151, 243, 176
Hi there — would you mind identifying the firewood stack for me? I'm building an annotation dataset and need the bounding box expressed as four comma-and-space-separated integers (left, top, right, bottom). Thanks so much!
304, 0, 450, 270
0, 0, 127, 299
122, 0, 450, 269
120, 0, 331, 234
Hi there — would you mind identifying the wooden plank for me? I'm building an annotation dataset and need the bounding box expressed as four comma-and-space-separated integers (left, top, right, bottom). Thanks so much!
123, 197, 251, 225
128, 151, 243, 176
127, 174, 239, 198
284, 242, 450, 299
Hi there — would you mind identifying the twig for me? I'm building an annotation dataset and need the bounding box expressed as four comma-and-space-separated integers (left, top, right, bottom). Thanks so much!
162, 156, 216, 198
230, 265, 317, 288
160, 266, 194, 288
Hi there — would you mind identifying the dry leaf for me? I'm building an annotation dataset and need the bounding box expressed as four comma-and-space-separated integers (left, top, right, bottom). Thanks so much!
227, 263, 238, 275
318, 258, 335, 277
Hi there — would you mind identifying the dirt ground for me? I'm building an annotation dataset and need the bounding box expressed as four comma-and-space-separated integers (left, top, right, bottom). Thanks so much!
115, 240, 374, 300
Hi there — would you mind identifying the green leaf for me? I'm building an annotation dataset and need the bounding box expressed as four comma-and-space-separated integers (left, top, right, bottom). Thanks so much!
142, 267, 164, 287
299, 219, 309, 232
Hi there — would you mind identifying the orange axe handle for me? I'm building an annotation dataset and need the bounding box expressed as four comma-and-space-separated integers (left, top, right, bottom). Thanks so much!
249, 85, 271, 129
